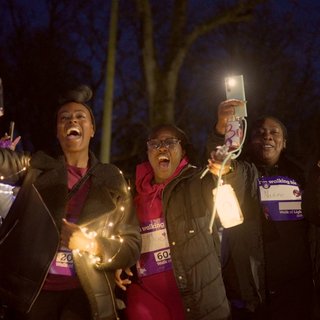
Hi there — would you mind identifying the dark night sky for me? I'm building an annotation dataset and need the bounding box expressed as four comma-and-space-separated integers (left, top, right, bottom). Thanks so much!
1, 0, 319, 171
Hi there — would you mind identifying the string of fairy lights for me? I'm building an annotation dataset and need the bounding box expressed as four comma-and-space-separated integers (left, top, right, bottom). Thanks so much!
0, 166, 128, 265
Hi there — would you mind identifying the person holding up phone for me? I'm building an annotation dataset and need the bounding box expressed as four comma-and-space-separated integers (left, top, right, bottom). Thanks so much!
207, 100, 314, 320
0, 122, 21, 227
0, 79, 21, 150
0, 122, 21, 150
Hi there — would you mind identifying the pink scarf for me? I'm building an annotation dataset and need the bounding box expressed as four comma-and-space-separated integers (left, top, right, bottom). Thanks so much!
134, 157, 188, 223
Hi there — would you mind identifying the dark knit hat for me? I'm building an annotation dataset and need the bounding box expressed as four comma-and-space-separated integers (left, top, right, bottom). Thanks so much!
57, 85, 96, 131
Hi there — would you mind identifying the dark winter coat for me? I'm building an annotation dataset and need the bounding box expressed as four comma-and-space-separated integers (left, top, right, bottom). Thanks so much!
207, 129, 313, 316
0, 149, 141, 320
159, 161, 258, 320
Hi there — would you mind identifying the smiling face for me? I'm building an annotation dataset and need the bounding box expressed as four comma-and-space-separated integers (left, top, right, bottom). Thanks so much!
250, 117, 286, 166
56, 102, 94, 165
147, 128, 186, 184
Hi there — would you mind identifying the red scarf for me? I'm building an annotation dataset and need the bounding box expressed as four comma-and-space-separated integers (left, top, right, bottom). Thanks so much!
134, 157, 188, 223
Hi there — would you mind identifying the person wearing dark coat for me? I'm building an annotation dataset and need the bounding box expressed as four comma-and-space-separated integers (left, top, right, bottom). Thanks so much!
116, 124, 260, 320
207, 99, 314, 320
0, 85, 141, 320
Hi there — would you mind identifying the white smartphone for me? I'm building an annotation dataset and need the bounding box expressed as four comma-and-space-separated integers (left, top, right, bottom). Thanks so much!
225, 75, 247, 117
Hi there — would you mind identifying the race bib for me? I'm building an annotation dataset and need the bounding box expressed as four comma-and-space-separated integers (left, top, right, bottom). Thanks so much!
137, 217, 172, 277
0, 183, 15, 220
49, 247, 76, 276
258, 176, 303, 221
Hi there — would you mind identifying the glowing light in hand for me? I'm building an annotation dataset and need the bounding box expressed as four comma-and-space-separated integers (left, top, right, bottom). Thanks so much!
213, 184, 243, 228
73, 225, 124, 266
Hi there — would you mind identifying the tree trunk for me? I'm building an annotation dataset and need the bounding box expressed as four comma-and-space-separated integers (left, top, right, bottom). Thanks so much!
137, 0, 268, 127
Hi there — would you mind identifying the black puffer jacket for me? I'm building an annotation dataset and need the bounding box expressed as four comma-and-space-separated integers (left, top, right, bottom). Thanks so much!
160, 161, 258, 320
0, 149, 141, 320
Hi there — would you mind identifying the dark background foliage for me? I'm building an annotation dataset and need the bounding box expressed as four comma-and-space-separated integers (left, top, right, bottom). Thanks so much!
0, 0, 319, 177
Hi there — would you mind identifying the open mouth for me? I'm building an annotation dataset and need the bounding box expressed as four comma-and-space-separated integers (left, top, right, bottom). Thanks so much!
158, 155, 170, 168
66, 127, 81, 138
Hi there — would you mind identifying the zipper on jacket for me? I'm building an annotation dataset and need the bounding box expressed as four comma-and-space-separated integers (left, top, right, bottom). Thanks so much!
101, 271, 120, 320
0, 219, 19, 245
27, 185, 61, 313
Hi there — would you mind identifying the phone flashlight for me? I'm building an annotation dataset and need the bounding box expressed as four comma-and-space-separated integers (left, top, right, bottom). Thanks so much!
224, 75, 247, 117
225, 77, 237, 89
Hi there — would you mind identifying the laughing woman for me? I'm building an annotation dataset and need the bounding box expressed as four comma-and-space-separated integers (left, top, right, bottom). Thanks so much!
0, 85, 141, 320
116, 124, 260, 320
